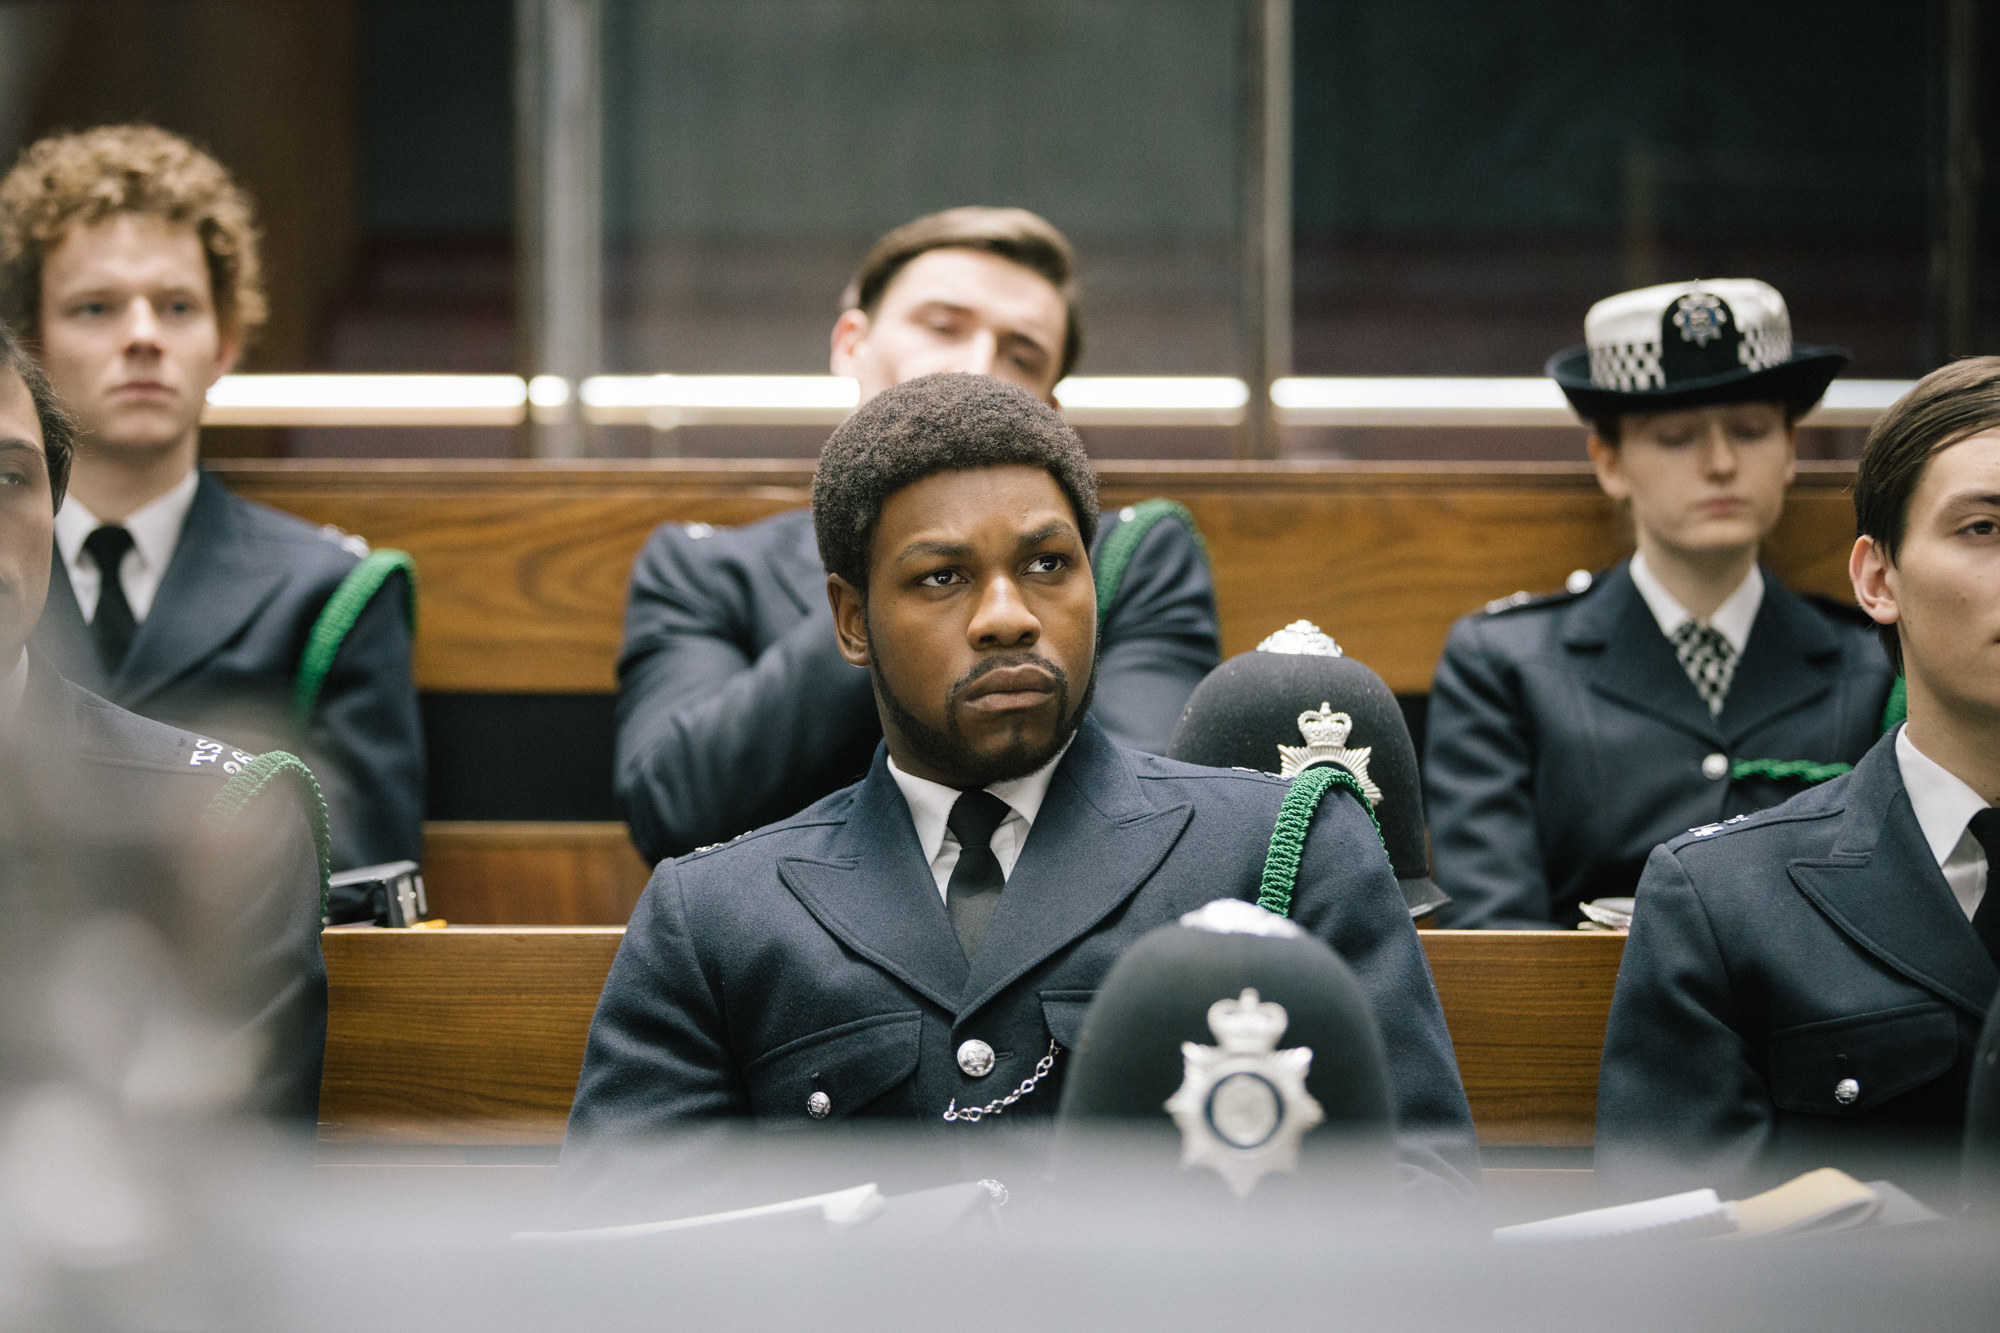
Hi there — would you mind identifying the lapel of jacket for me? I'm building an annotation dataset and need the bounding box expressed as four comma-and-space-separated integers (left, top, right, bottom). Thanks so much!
114, 474, 289, 707
766, 510, 829, 619
33, 555, 109, 694
776, 747, 971, 1011
1787, 737, 1998, 1019
1565, 562, 1722, 745
957, 718, 1194, 1021
1718, 573, 1840, 744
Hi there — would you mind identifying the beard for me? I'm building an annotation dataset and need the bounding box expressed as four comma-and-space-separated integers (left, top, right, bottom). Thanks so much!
870, 641, 1095, 790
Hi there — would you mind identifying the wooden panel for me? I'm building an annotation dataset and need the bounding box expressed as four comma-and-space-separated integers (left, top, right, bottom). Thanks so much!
319, 926, 622, 1143
1420, 929, 1625, 1148
422, 821, 649, 925
216, 460, 1861, 695
320, 925, 1623, 1149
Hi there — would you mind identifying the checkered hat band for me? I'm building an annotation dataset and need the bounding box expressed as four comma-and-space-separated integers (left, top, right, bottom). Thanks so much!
1589, 341, 1663, 392
1737, 320, 1792, 373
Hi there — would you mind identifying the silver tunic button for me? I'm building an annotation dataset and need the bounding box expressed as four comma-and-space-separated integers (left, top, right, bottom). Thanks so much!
957, 1039, 996, 1077
1702, 752, 1729, 781
1565, 568, 1594, 595
806, 1090, 831, 1118
1834, 1077, 1860, 1106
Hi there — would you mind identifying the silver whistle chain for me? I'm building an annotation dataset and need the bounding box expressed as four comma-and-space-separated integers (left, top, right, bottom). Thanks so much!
942, 1041, 1060, 1123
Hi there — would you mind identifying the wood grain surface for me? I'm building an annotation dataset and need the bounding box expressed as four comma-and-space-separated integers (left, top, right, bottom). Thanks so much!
216, 460, 1862, 695
1419, 929, 1626, 1148
319, 925, 623, 1143
423, 822, 650, 925
318, 924, 1625, 1149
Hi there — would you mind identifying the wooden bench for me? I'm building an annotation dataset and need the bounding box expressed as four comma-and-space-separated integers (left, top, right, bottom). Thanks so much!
216, 458, 1862, 696
318, 926, 1623, 1150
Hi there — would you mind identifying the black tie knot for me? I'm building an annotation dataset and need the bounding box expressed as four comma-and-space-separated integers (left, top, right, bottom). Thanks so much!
1969, 808, 2000, 861
947, 790, 1012, 852
83, 524, 135, 572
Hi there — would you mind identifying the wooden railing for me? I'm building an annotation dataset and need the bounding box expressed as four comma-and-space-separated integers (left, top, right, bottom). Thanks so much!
318, 926, 1623, 1150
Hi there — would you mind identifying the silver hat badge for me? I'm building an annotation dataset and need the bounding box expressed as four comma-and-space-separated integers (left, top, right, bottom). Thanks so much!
1164, 988, 1325, 1198
1256, 620, 1342, 657
1276, 703, 1382, 803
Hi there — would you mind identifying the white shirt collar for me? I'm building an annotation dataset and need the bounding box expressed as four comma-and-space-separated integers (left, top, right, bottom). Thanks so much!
1628, 551, 1764, 655
54, 468, 200, 622
888, 736, 1072, 876
1894, 725, 1993, 868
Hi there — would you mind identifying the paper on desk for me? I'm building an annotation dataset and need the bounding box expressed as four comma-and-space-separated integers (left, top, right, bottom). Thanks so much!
1493, 1188, 1735, 1243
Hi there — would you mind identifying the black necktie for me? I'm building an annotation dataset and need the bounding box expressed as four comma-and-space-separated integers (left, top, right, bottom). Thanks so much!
82, 525, 138, 676
1967, 808, 2000, 966
945, 791, 1012, 961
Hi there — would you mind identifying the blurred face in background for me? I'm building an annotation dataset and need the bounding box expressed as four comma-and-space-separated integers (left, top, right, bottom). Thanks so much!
36, 212, 239, 465
0, 365, 53, 668
1589, 401, 1797, 561
831, 248, 1068, 404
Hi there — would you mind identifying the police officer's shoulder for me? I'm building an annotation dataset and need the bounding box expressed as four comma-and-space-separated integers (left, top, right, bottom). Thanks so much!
676, 783, 860, 866
1479, 567, 1602, 618
67, 684, 256, 785
1665, 783, 1847, 855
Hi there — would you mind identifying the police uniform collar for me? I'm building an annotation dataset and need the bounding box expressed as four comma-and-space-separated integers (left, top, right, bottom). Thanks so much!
0, 649, 25, 734
1786, 735, 1997, 1018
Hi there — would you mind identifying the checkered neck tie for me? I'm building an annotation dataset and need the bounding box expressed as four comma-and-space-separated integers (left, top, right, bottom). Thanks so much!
1670, 621, 1738, 716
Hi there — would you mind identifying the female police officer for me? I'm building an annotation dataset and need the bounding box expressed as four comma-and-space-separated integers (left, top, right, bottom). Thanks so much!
1424, 279, 1894, 928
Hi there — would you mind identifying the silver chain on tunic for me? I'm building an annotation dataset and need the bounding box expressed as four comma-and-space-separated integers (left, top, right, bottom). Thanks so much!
942, 1041, 1060, 1122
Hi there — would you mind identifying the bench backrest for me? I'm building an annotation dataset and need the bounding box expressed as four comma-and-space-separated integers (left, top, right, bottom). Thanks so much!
319, 926, 1624, 1150
217, 460, 1861, 696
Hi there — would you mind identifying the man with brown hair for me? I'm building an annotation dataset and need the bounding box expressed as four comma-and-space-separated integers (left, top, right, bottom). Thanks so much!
1597, 356, 2000, 1206
0, 125, 423, 896
615, 207, 1220, 863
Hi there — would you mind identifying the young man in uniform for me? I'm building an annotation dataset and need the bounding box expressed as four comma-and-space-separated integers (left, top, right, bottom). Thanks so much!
568, 373, 1476, 1196
615, 207, 1220, 864
1425, 279, 1893, 928
0, 125, 423, 881
0, 319, 324, 1126
1597, 358, 2000, 1204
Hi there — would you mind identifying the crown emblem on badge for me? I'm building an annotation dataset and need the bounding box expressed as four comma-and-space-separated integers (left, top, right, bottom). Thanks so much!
1671, 292, 1730, 346
1163, 988, 1326, 1198
1276, 703, 1383, 803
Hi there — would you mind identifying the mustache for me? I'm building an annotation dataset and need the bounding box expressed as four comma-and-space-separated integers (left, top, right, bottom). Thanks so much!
948, 652, 1067, 702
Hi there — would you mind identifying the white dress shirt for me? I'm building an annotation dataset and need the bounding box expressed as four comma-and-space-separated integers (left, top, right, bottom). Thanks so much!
888, 737, 1073, 901
1628, 551, 1765, 656
1895, 726, 1991, 921
54, 470, 200, 624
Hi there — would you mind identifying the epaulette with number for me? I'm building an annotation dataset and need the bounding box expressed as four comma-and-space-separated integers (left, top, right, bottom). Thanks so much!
1482, 568, 1601, 617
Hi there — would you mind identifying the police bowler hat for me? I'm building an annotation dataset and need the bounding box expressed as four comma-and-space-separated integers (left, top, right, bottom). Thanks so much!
1547, 278, 1848, 423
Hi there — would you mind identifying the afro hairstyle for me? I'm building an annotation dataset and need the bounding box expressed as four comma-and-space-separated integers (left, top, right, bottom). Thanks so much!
811, 371, 1098, 593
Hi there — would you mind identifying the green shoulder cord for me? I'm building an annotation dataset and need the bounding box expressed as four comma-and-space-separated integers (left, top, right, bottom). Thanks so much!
1727, 677, 1907, 789
291, 550, 417, 733
1256, 765, 1382, 918
204, 751, 333, 926
1093, 499, 1207, 623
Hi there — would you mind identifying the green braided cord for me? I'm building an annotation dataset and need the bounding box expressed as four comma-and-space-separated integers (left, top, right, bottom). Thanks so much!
203, 750, 332, 925
1730, 758, 1854, 785
291, 549, 416, 732
1256, 764, 1381, 918
1093, 499, 1207, 622
1881, 676, 1907, 733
